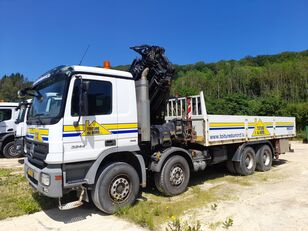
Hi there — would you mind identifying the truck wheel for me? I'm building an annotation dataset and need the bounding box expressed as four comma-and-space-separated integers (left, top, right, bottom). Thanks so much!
226, 160, 237, 175
3, 141, 20, 158
256, 145, 273, 172
91, 162, 139, 214
154, 155, 190, 196
235, 147, 256, 176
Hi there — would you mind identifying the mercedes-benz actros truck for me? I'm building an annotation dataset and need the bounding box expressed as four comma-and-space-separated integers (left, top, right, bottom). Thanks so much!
21, 45, 295, 214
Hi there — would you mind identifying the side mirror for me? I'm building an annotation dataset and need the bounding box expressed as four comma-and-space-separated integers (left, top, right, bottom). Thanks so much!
17, 89, 26, 99
80, 81, 90, 116
74, 78, 90, 126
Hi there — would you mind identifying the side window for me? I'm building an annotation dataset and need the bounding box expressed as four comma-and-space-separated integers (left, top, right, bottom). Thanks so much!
71, 79, 112, 116
0, 109, 12, 122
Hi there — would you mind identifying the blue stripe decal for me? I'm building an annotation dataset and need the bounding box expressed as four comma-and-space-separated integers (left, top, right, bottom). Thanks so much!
26, 134, 48, 141
111, 129, 138, 134
277, 126, 294, 128
42, 137, 49, 141
209, 127, 245, 130
62, 129, 138, 137
63, 133, 81, 137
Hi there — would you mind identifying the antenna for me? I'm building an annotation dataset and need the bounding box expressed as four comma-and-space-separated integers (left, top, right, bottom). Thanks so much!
79, 45, 90, 65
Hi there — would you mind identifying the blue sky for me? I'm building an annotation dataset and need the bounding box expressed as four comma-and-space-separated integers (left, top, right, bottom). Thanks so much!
0, 0, 307, 81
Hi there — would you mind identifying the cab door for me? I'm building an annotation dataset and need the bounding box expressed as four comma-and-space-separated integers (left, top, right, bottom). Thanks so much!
0, 107, 16, 133
63, 74, 117, 163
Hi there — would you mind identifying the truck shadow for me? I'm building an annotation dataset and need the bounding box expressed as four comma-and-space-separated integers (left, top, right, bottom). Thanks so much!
37, 191, 106, 224
272, 159, 288, 167
42, 203, 105, 225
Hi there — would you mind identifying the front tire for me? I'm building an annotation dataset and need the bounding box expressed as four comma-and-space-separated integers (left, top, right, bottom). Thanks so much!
3, 141, 20, 158
91, 162, 139, 214
154, 155, 190, 196
235, 147, 256, 176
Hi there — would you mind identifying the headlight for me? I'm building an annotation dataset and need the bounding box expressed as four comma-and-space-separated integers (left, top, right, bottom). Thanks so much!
40, 173, 50, 186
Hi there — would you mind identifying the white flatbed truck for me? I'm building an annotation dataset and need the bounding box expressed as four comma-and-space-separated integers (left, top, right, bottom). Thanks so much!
0, 102, 21, 158
21, 46, 296, 214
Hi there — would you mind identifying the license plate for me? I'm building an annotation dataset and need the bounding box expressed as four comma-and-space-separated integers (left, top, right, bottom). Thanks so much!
27, 168, 34, 177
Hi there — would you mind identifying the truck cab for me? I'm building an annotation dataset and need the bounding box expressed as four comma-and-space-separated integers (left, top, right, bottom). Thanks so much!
24, 65, 141, 201
0, 102, 19, 158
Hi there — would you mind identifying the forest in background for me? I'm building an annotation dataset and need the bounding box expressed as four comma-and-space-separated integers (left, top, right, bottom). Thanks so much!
1, 50, 307, 131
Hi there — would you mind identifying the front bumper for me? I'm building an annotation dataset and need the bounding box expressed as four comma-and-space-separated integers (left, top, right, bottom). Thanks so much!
24, 158, 63, 198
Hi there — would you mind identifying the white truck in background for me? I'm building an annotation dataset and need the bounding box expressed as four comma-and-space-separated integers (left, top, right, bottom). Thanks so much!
20, 45, 296, 214
0, 102, 20, 158
14, 99, 31, 156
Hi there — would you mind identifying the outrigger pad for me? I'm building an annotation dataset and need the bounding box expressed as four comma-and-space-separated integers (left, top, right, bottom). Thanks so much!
129, 45, 175, 125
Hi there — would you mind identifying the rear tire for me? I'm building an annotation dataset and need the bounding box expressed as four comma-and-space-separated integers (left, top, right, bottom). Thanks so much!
91, 162, 139, 214
235, 147, 256, 176
256, 145, 273, 172
226, 160, 237, 175
154, 155, 190, 196
3, 141, 21, 158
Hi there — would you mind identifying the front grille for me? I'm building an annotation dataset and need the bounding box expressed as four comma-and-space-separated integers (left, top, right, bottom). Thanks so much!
26, 139, 49, 169
28, 175, 38, 185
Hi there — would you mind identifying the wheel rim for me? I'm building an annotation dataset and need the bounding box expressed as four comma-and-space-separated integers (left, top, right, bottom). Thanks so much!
8, 144, 18, 157
245, 153, 253, 170
109, 175, 130, 202
263, 150, 271, 166
170, 165, 184, 186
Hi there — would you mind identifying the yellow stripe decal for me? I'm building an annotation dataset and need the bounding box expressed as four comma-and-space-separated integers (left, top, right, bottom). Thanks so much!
63, 123, 138, 132
27, 128, 49, 135
209, 122, 245, 127
276, 122, 294, 126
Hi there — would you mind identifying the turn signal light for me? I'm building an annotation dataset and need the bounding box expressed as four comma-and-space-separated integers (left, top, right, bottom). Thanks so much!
55, 175, 62, 181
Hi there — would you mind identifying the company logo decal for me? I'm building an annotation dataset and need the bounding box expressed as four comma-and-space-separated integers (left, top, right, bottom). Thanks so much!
252, 119, 270, 137
27, 128, 49, 142
81, 120, 111, 136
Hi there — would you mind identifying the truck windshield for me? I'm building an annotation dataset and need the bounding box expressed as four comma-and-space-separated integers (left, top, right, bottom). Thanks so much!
28, 75, 68, 124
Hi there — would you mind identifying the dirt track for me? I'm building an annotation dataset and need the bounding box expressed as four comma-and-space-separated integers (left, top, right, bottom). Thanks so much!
179, 141, 308, 231
0, 157, 24, 169
0, 142, 307, 231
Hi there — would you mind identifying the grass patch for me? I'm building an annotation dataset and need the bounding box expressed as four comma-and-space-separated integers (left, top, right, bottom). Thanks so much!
0, 168, 57, 220
209, 221, 223, 230
116, 184, 233, 230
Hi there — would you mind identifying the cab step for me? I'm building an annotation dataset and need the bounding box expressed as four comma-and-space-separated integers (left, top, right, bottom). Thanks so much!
58, 188, 85, 210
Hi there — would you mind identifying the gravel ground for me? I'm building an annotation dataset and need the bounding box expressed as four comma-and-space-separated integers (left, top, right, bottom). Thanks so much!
0, 141, 307, 231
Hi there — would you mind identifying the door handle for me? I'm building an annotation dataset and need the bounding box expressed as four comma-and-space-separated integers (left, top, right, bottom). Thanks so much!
7, 128, 13, 132
105, 140, 116, 147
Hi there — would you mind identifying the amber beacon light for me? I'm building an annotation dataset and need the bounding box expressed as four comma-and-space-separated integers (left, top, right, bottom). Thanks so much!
103, 60, 111, 69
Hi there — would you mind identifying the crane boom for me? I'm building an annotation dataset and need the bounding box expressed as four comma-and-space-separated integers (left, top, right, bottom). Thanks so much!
129, 45, 175, 125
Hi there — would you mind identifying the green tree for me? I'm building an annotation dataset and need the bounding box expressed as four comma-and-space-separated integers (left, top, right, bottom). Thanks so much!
0, 73, 32, 102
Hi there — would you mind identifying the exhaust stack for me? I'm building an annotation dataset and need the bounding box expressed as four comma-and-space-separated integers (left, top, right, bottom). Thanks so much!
135, 68, 151, 142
